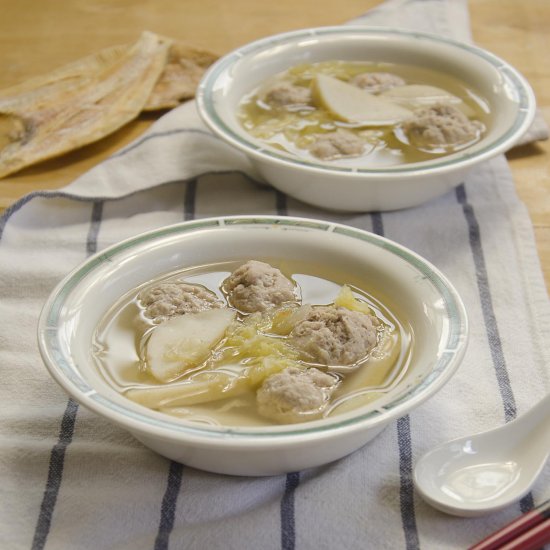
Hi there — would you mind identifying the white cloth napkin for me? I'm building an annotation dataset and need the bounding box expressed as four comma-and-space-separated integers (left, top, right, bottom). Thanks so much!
1, 1, 549, 549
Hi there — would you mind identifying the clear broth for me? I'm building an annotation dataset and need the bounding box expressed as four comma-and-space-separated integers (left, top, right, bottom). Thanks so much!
238, 61, 490, 167
92, 260, 414, 427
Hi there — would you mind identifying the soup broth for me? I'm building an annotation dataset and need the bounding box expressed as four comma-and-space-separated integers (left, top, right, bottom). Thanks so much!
92, 260, 413, 427
238, 61, 490, 167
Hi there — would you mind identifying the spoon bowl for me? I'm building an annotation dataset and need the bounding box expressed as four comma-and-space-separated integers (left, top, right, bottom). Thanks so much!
414, 394, 550, 517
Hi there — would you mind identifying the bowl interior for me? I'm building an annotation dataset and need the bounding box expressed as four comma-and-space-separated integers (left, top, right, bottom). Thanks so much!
39, 217, 468, 438
200, 27, 534, 172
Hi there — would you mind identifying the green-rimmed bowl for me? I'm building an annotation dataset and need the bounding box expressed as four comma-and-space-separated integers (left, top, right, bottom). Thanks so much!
38, 216, 468, 475
197, 27, 536, 212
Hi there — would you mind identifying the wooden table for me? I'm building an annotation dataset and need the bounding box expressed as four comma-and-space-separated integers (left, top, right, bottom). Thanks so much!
0, 0, 548, 290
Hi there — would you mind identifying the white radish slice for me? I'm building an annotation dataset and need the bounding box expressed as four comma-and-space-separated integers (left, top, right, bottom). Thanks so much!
146, 308, 236, 382
312, 74, 412, 126
380, 85, 475, 117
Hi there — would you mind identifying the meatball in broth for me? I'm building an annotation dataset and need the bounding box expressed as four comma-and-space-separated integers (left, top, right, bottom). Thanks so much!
92, 260, 412, 427
238, 60, 488, 167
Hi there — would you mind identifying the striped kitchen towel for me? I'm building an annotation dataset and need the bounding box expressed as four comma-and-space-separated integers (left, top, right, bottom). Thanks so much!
1, 1, 548, 549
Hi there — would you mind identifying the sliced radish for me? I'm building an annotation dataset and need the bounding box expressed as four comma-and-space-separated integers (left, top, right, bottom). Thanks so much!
312, 74, 412, 126
146, 308, 236, 383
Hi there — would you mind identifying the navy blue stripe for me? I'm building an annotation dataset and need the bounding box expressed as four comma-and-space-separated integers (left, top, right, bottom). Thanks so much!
281, 472, 300, 550
154, 461, 184, 550
31, 200, 103, 550
397, 416, 420, 550
455, 185, 517, 421
87, 201, 104, 255
371, 212, 419, 550
184, 179, 198, 221
151, 181, 198, 550
0, 192, 36, 242
371, 211, 383, 236
455, 185, 535, 513
520, 492, 535, 514
275, 190, 288, 216
31, 398, 79, 550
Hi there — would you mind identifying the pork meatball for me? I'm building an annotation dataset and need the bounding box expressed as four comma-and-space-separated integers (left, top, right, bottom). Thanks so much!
351, 72, 405, 94
290, 306, 378, 366
403, 103, 484, 149
257, 367, 339, 423
264, 82, 311, 106
139, 282, 223, 322
223, 260, 297, 313
309, 129, 365, 160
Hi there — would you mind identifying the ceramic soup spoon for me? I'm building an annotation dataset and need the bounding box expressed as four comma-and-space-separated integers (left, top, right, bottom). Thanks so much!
413, 394, 550, 517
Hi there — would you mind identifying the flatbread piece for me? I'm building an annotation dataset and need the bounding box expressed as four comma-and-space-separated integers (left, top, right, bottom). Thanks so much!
0, 31, 171, 178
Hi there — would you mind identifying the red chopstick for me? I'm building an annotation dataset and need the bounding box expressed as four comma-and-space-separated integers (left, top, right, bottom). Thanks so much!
469, 499, 550, 550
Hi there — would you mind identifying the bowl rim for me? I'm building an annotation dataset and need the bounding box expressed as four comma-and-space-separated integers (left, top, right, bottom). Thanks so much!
196, 25, 536, 177
38, 215, 469, 444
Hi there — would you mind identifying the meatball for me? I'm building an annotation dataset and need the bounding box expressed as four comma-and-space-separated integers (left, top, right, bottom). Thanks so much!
264, 82, 311, 106
351, 72, 405, 94
223, 260, 297, 313
257, 367, 339, 423
290, 306, 378, 366
403, 103, 484, 148
309, 129, 365, 160
139, 282, 223, 322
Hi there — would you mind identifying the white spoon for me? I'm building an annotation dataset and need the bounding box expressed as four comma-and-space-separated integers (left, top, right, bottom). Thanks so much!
413, 394, 550, 517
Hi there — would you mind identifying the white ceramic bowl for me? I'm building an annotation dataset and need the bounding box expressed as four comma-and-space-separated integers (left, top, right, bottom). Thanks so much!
38, 216, 468, 476
197, 27, 536, 212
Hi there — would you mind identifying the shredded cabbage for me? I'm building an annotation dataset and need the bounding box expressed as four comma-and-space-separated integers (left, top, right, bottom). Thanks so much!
334, 285, 374, 315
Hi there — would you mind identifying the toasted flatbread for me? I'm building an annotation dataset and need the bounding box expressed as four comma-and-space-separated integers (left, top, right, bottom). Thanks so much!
0, 31, 171, 178
145, 42, 218, 110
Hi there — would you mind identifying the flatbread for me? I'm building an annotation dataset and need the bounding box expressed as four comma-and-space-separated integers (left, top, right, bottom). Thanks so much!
144, 42, 218, 110
0, 31, 171, 178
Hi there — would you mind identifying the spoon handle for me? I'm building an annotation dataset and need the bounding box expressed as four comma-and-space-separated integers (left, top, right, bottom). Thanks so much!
469, 498, 550, 550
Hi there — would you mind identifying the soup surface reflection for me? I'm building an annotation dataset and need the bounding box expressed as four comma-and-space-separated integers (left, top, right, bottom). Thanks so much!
237, 61, 489, 167
92, 259, 413, 427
